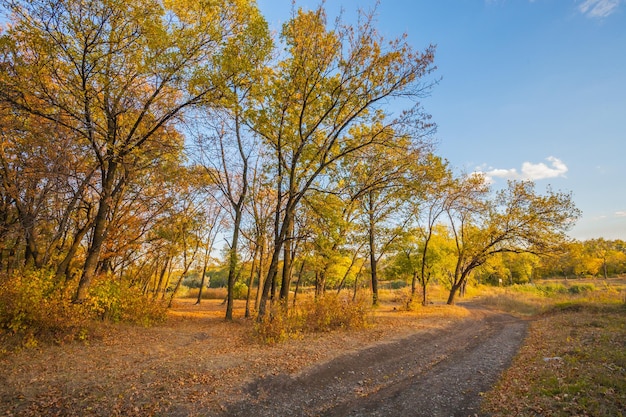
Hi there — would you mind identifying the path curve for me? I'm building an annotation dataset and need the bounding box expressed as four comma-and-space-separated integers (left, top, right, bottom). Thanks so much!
222, 306, 528, 417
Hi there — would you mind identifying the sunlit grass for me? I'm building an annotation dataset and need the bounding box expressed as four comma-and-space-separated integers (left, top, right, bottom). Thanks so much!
472, 278, 626, 317
482, 303, 626, 416
481, 278, 626, 416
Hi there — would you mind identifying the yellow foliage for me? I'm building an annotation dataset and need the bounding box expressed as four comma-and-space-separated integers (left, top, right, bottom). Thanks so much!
254, 294, 371, 344
0, 269, 166, 349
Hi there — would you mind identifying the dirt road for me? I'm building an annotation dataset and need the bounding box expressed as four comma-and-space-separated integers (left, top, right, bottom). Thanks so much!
223, 307, 528, 417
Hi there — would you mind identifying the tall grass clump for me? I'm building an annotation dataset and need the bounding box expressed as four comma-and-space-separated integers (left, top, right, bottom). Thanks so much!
254, 294, 370, 344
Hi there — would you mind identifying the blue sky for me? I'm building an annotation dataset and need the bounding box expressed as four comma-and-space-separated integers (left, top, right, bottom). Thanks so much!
257, 0, 626, 241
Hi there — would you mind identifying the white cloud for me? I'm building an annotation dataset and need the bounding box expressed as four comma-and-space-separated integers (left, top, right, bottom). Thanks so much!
477, 156, 569, 182
616, 211, 626, 217
520, 156, 568, 180
578, 0, 621, 18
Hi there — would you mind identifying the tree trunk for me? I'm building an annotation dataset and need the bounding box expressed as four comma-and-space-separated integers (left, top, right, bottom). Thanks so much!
254, 237, 266, 311
161, 259, 174, 301
352, 270, 360, 302
447, 282, 462, 305
447, 269, 469, 305
292, 259, 305, 308
421, 272, 429, 306
168, 271, 185, 309
258, 202, 293, 318
337, 247, 361, 295
245, 244, 259, 318
196, 258, 209, 305
367, 191, 379, 306
154, 257, 170, 300
21, 214, 41, 269
74, 161, 118, 303
226, 207, 243, 321
258, 243, 281, 318
279, 215, 294, 304
54, 219, 92, 283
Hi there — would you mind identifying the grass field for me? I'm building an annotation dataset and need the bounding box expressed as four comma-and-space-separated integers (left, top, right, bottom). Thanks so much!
479, 278, 626, 416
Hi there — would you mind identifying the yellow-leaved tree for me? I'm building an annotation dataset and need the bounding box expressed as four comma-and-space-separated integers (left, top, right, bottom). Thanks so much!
0, 0, 270, 302
250, 4, 437, 317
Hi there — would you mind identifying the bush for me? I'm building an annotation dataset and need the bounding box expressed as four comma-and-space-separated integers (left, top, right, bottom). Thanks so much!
0, 269, 90, 346
254, 294, 370, 344
0, 269, 166, 348
254, 305, 296, 344
567, 283, 595, 294
87, 277, 167, 325
233, 281, 249, 300
300, 294, 369, 332
383, 280, 409, 290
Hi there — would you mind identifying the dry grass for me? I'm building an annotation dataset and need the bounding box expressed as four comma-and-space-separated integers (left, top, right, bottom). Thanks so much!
0, 294, 470, 416
482, 304, 626, 416
481, 278, 626, 417
473, 278, 626, 316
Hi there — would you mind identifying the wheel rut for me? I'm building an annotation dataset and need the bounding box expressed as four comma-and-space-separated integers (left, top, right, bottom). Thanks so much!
222, 306, 528, 417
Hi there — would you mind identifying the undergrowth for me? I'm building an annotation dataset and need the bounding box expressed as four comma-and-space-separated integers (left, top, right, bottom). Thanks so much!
0, 269, 167, 350
482, 302, 626, 416
254, 294, 371, 344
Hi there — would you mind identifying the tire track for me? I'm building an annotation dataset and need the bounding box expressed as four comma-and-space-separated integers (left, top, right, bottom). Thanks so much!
223, 306, 528, 417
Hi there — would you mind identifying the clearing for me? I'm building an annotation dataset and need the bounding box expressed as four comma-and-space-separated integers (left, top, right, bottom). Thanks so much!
1, 299, 527, 416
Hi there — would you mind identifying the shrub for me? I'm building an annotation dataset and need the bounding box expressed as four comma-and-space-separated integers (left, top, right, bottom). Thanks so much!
87, 277, 167, 326
0, 270, 167, 349
254, 294, 370, 344
567, 283, 596, 294
233, 281, 249, 300
0, 269, 90, 346
384, 280, 409, 290
254, 305, 297, 344
300, 294, 370, 332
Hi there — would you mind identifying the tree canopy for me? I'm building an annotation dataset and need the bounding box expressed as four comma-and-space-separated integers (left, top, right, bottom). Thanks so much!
0, 0, 588, 327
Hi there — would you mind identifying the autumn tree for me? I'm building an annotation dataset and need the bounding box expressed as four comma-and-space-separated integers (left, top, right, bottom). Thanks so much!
401, 154, 452, 305
0, 0, 268, 302
348, 145, 422, 305
302, 190, 361, 296
0, 101, 96, 274
445, 178, 581, 304
251, 5, 436, 316
192, 12, 271, 319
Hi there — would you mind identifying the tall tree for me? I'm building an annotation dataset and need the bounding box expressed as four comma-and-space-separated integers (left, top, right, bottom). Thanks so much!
252, 5, 437, 316
0, 0, 268, 302
409, 155, 453, 305
193, 16, 271, 319
445, 178, 581, 304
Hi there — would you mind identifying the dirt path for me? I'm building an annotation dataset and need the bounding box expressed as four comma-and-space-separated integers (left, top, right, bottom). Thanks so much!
1, 301, 527, 416
222, 307, 528, 417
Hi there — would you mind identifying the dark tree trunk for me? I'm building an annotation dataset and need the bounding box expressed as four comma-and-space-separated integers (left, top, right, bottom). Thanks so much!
279, 216, 294, 304
245, 244, 259, 318
226, 207, 243, 320
74, 161, 118, 303
292, 259, 305, 308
